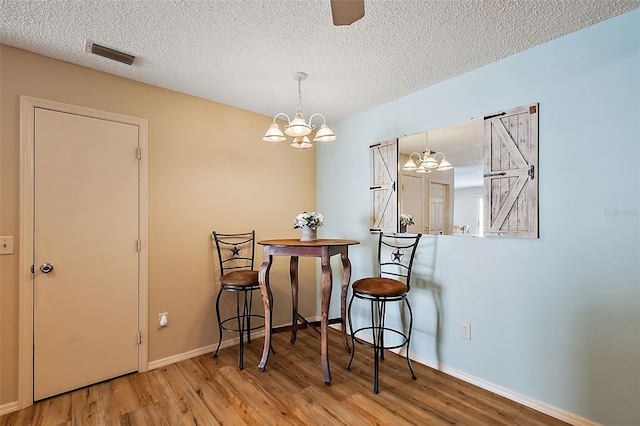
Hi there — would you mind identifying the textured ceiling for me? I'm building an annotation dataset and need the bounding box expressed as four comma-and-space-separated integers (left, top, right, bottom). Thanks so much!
1, 0, 638, 124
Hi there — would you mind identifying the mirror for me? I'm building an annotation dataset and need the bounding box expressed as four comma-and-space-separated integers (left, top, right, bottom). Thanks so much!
398, 118, 484, 236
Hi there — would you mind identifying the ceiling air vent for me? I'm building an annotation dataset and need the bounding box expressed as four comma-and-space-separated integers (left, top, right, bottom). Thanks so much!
85, 39, 136, 65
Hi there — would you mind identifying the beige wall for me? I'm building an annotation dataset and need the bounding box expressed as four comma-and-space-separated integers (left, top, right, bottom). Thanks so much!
0, 45, 317, 404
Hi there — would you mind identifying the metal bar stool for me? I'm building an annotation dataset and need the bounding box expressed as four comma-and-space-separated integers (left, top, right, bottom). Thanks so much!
346, 232, 421, 393
212, 230, 266, 370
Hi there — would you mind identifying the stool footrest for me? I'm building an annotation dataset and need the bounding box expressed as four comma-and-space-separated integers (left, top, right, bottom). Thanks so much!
351, 326, 409, 351
220, 314, 266, 333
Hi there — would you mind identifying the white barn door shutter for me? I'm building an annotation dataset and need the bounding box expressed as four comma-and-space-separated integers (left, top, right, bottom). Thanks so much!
369, 139, 398, 232
483, 103, 539, 238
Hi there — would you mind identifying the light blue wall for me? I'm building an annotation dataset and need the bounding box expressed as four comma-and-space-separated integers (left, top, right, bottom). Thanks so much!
317, 10, 639, 425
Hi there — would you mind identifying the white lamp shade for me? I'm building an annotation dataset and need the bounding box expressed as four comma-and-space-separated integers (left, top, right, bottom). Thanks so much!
415, 164, 431, 174
291, 136, 313, 149
422, 154, 439, 169
285, 114, 312, 136
436, 158, 453, 171
313, 124, 336, 142
402, 158, 417, 171
262, 123, 286, 142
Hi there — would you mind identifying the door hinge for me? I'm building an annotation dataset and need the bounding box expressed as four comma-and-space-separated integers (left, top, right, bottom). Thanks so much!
136, 147, 142, 160
528, 165, 535, 180
137, 240, 141, 251
529, 105, 537, 114
137, 331, 142, 344
31, 264, 35, 274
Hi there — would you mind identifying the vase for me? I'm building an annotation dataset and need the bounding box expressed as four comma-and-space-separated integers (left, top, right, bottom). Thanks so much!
399, 224, 407, 233
300, 225, 318, 242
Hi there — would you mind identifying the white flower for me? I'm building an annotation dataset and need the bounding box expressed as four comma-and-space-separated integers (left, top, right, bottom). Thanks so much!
399, 214, 414, 226
293, 211, 324, 229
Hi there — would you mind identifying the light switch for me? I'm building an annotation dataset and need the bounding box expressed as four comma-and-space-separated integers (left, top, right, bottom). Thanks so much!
0, 237, 13, 255
0, 236, 14, 255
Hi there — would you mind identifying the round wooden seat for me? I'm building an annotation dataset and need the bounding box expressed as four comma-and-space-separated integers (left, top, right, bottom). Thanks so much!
352, 277, 407, 297
220, 270, 259, 287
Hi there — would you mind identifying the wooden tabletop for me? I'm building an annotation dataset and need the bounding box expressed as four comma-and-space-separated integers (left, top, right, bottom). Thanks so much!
258, 239, 360, 247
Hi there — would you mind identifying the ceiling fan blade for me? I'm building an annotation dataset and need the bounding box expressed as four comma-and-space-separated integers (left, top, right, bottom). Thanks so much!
330, 0, 365, 26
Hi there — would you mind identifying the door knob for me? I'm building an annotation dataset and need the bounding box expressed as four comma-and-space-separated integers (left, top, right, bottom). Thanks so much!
40, 263, 54, 273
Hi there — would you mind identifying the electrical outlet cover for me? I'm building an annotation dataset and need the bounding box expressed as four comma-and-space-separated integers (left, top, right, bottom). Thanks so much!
158, 312, 169, 328
461, 322, 471, 340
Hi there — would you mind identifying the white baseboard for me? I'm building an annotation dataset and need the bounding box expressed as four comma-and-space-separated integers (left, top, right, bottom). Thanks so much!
0, 401, 20, 416
147, 317, 321, 370
330, 324, 602, 426
147, 329, 267, 371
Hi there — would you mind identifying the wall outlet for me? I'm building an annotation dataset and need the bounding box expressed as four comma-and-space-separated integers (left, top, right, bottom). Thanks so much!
461, 322, 471, 340
158, 312, 169, 328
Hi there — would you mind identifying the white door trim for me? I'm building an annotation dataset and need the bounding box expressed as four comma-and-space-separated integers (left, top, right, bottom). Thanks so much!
18, 96, 149, 408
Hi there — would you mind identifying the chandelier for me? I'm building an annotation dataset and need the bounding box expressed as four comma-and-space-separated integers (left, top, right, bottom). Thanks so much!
262, 72, 336, 149
402, 132, 453, 173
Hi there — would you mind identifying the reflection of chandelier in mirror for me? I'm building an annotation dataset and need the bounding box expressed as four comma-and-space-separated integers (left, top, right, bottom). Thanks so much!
262, 72, 336, 149
401, 132, 453, 173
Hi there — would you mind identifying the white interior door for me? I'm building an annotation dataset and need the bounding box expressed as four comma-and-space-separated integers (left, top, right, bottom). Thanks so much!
33, 108, 140, 400
401, 173, 424, 233
429, 182, 448, 235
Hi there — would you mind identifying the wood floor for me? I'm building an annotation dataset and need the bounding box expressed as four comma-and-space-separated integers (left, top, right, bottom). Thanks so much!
1, 328, 570, 425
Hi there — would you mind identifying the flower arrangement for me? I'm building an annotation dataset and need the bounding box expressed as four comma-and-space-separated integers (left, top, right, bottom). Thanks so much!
294, 211, 324, 230
399, 214, 414, 226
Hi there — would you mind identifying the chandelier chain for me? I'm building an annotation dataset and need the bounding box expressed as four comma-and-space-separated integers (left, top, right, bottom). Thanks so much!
297, 77, 303, 115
